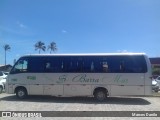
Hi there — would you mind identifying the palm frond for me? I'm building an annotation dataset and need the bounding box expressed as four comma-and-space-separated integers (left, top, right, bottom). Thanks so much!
48, 42, 57, 53
34, 41, 46, 54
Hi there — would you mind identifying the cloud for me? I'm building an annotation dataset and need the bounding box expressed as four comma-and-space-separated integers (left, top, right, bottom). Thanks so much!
62, 30, 67, 33
16, 21, 27, 28
0, 22, 34, 36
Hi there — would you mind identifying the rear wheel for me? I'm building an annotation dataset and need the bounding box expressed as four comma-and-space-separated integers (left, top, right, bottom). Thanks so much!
16, 88, 28, 99
0, 86, 3, 94
94, 89, 107, 101
155, 90, 159, 92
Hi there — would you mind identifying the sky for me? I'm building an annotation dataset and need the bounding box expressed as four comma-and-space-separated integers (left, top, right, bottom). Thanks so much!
0, 0, 160, 65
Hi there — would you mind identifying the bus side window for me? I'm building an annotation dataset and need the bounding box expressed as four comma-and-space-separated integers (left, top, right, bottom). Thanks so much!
69, 61, 74, 72
91, 61, 94, 72
62, 60, 68, 72
120, 61, 125, 72
47, 59, 62, 73
102, 62, 109, 72
46, 62, 51, 69
62, 59, 70, 72
77, 60, 84, 72
45, 62, 52, 72
61, 62, 64, 70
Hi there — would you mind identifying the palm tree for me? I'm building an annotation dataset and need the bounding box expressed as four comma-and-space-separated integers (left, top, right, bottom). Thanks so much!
3, 44, 11, 65
34, 41, 46, 54
48, 42, 57, 54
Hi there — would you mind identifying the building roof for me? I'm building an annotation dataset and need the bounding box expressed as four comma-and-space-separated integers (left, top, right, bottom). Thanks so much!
150, 58, 160, 64
0, 64, 12, 70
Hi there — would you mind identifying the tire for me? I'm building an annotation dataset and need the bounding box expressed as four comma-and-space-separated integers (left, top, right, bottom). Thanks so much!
155, 90, 159, 93
0, 86, 3, 94
94, 89, 107, 101
16, 88, 28, 99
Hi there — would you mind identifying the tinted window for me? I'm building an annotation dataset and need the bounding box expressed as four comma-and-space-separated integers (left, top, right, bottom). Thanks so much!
28, 57, 44, 72
106, 56, 147, 73
28, 56, 64, 73
13, 55, 147, 73
62, 56, 84, 73
10, 58, 28, 74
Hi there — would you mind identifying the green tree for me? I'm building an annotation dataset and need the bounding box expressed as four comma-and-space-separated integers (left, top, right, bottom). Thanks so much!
152, 67, 160, 75
48, 42, 57, 54
34, 41, 46, 54
3, 44, 11, 65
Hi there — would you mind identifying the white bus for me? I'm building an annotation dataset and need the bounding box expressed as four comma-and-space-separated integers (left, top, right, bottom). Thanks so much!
6, 53, 152, 101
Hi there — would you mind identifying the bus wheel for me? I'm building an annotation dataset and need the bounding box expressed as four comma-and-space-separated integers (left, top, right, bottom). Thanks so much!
155, 90, 159, 93
0, 86, 3, 94
94, 89, 107, 101
16, 88, 28, 99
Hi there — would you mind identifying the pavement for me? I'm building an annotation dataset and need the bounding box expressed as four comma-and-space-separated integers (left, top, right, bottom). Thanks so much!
0, 93, 160, 120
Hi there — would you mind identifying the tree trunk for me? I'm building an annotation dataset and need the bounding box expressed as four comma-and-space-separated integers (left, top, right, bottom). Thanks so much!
5, 50, 6, 66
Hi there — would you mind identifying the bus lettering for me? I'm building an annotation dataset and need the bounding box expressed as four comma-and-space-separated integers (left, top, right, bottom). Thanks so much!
72, 74, 99, 83
114, 75, 128, 84
57, 75, 67, 84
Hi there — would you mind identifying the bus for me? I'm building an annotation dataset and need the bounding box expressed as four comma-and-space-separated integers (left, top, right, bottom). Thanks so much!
6, 53, 152, 101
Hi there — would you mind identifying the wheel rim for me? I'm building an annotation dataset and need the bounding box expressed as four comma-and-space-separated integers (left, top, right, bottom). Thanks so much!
18, 90, 25, 97
97, 91, 105, 100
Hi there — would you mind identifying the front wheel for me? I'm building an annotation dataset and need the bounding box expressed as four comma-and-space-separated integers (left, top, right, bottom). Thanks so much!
94, 89, 107, 101
16, 88, 28, 99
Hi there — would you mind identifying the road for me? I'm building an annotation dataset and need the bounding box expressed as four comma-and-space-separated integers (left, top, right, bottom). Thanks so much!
0, 93, 160, 120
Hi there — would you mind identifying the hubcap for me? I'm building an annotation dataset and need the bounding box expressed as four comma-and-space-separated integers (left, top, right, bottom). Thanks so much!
97, 91, 105, 100
18, 90, 25, 97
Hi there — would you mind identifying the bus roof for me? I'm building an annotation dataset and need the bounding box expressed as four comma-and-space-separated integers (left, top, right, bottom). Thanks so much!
21, 53, 147, 57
